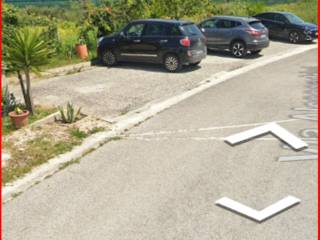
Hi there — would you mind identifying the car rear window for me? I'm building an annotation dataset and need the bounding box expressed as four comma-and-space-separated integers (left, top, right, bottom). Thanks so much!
180, 24, 202, 36
249, 21, 265, 30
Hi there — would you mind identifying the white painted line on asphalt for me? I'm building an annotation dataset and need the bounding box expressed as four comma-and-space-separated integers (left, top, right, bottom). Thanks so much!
215, 196, 301, 222
279, 155, 317, 162
127, 136, 313, 142
129, 119, 298, 137
279, 146, 317, 162
225, 122, 308, 150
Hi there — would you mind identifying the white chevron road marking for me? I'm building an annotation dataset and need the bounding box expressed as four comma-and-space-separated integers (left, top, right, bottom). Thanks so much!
224, 122, 308, 150
216, 196, 301, 222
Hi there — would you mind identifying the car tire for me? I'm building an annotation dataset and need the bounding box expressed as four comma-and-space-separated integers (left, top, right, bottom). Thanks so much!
288, 31, 300, 44
102, 50, 117, 67
251, 50, 262, 55
164, 54, 182, 72
231, 41, 247, 58
190, 61, 201, 66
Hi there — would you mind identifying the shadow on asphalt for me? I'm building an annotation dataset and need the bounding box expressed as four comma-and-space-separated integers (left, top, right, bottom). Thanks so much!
91, 58, 101, 66
90, 59, 202, 73
269, 37, 317, 45
207, 49, 264, 60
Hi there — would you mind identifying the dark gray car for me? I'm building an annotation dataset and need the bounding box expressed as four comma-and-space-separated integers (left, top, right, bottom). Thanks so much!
199, 16, 270, 58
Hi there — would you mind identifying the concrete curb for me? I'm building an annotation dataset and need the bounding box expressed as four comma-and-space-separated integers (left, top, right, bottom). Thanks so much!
29, 112, 60, 128
7, 61, 93, 83
2, 44, 317, 202
45, 61, 92, 77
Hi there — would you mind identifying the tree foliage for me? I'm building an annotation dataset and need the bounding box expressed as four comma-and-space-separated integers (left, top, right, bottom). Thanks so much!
4, 28, 55, 114
150, 0, 214, 20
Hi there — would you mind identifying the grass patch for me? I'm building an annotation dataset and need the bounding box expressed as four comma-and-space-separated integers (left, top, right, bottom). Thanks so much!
69, 128, 88, 139
109, 136, 123, 142
2, 124, 106, 184
2, 106, 57, 136
2, 135, 82, 184
89, 127, 105, 134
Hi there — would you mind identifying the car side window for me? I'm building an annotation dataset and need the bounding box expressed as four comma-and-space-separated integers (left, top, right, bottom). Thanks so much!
216, 20, 241, 29
167, 25, 182, 36
260, 13, 274, 20
144, 23, 167, 36
126, 23, 145, 37
274, 14, 288, 23
201, 19, 218, 29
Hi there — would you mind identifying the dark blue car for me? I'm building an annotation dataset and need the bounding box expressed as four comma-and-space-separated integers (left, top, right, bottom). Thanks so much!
254, 12, 317, 43
97, 19, 207, 72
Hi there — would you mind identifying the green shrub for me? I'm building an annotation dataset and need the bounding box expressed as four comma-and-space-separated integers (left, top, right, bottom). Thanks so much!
43, 22, 61, 54
3, 4, 19, 26
79, 21, 98, 50
58, 23, 80, 59
266, 0, 318, 23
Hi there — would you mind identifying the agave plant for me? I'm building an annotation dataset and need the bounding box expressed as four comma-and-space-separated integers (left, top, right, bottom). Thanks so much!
4, 28, 55, 114
57, 102, 82, 124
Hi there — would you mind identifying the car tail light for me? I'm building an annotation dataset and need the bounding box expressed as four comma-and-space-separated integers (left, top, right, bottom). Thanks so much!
245, 29, 262, 38
180, 37, 190, 47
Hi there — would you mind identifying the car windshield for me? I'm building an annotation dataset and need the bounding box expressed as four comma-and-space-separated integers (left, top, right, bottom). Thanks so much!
284, 13, 305, 24
181, 24, 202, 36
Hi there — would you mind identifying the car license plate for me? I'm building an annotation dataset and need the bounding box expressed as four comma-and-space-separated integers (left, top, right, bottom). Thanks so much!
261, 34, 267, 38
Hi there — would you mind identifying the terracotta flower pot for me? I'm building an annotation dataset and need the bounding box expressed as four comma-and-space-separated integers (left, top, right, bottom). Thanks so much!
9, 110, 30, 129
75, 44, 88, 60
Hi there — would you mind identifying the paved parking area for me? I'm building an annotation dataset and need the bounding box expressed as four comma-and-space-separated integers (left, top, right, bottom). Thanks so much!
12, 40, 316, 120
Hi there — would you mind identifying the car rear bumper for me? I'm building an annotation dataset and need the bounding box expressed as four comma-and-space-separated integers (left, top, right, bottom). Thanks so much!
180, 48, 207, 65
247, 40, 270, 51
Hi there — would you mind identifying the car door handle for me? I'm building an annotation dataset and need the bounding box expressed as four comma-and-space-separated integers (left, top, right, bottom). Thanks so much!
159, 39, 168, 43
133, 39, 141, 43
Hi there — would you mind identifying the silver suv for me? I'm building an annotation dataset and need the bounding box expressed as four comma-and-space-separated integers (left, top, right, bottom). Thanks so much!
199, 16, 270, 58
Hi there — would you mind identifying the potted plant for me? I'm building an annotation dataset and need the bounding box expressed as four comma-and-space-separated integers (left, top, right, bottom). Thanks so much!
75, 37, 88, 60
9, 107, 29, 129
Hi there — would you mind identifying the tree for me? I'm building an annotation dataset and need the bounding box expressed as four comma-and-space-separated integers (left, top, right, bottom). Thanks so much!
112, 0, 151, 28
4, 28, 54, 114
150, 0, 213, 20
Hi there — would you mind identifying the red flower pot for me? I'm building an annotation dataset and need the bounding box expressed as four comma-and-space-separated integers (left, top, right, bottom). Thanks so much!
9, 110, 30, 129
75, 44, 88, 60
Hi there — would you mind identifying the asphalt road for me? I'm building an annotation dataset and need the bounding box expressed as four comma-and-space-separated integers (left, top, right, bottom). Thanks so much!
4, 49, 317, 240
12, 41, 316, 120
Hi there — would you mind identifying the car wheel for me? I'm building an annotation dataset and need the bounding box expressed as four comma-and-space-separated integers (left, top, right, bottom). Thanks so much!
102, 50, 117, 67
190, 61, 201, 66
231, 41, 247, 58
288, 31, 300, 43
164, 54, 182, 72
251, 50, 262, 55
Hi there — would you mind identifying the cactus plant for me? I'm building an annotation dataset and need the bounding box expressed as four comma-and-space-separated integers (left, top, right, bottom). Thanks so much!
57, 102, 81, 124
